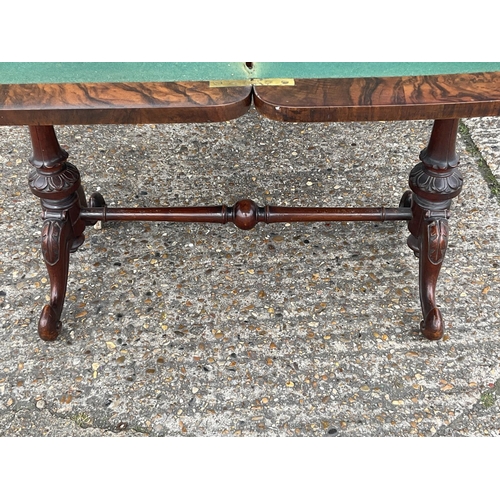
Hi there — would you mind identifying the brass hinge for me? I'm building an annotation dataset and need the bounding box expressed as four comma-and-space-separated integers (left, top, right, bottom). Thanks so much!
209, 78, 295, 88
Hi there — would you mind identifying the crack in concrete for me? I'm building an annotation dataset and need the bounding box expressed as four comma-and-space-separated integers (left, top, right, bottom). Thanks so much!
459, 119, 500, 204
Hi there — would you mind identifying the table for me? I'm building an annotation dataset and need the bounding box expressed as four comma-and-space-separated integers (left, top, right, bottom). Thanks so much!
1, 62, 500, 342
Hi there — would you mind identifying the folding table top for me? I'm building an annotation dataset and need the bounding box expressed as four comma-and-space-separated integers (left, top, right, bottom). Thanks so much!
1, 62, 500, 124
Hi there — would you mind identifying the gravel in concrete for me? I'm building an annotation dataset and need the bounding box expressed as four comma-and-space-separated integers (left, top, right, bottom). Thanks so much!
1, 110, 499, 436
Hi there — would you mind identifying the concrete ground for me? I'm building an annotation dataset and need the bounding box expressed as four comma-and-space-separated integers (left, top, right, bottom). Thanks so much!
0, 109, 499, 437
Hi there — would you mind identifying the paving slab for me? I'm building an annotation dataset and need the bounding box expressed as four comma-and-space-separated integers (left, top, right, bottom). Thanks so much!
0, 110, 499, 436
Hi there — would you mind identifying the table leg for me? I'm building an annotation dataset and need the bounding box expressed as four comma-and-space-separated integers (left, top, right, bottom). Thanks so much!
28, 126, 87, 340
407, 119, 463, 339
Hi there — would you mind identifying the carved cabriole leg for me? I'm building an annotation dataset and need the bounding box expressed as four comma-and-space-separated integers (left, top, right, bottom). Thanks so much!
407, 119, 463, 340
28, 126, 87, 341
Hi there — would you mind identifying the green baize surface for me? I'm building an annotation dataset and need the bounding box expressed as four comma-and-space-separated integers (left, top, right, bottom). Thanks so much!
1, 62, 500, 84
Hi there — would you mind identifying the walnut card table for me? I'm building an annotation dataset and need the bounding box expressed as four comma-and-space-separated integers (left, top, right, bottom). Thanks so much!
1, 62, 500, 342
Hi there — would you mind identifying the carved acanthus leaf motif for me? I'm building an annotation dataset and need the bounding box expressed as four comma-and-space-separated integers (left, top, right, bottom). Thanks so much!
41, 220, 63, 266
427, 219, 449, 265
409, 162, 463, 195
29, 162, 80, 195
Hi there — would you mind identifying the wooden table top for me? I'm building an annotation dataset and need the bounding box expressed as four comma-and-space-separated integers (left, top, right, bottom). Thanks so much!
1, 63, 499, 124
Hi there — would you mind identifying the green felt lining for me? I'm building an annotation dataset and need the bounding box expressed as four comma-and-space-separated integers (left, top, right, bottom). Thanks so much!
1, 62, 500, 84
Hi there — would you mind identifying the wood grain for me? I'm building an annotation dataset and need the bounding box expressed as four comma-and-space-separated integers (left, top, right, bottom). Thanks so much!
2, 72, 500, 126
0, 81, 253, 125
253, 72, 500, 122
